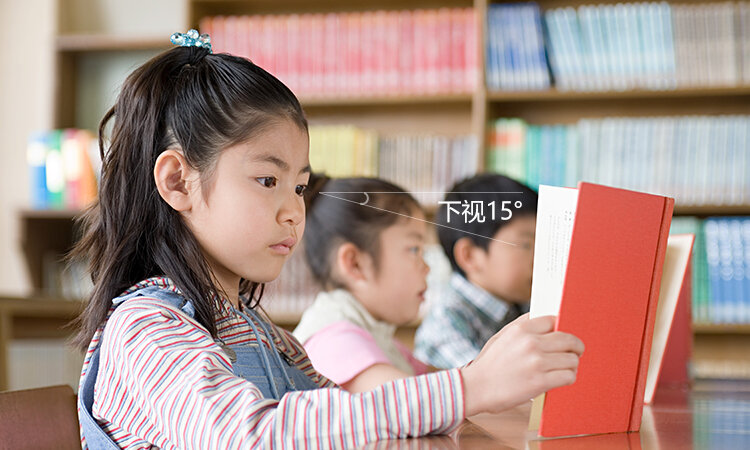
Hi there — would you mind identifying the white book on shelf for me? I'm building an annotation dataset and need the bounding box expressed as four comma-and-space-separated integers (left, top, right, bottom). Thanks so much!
741, 2, 750, 84
732, 117, 749, 205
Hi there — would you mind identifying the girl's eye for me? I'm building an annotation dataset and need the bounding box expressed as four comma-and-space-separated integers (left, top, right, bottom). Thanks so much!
257, 177, 277, 188
408, 246, 422, 255
295, 184, 308, 196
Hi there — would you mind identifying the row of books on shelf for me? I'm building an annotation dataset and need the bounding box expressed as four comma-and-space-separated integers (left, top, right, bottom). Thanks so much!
200, 8, 478, 97
488, 115, 750, 207
27, 129, 100, 211
692, 397, 750, 444
671, 217, 750, 325
309, 125, 479, 205
489, 1, 750, 91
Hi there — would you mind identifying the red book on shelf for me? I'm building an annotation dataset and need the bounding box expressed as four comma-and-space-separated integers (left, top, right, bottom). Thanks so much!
465, 8, 478, 91
398, 10, 414, 94
528, 182, 674, 438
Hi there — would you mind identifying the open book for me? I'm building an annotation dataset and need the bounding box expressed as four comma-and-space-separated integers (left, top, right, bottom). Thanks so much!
527, 183, 675, 438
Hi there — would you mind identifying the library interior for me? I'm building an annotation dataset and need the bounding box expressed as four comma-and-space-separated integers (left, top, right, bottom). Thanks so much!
1, 0, 749, 448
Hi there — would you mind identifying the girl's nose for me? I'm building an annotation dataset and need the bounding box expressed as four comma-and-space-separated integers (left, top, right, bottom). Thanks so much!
280, 192, 305, 226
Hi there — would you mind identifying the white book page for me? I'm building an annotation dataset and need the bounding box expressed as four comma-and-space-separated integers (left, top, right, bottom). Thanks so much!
644, 234, 694, 404
529, 185, 579, 318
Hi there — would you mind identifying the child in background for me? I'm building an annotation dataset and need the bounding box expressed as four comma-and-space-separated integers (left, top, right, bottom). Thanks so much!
415, 174, 539, 369
72, 30, 583, 449
294, 176, 431, 392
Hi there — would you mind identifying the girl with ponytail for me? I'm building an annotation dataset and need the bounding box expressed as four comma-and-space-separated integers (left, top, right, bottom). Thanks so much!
73, 30, 583, 449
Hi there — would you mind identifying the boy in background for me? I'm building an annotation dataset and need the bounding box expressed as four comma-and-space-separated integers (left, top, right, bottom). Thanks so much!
414, 173, 538, 369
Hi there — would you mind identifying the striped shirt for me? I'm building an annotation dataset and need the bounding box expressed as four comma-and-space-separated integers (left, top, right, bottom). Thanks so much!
79, 277, 465, 449
414, 273, 528, 369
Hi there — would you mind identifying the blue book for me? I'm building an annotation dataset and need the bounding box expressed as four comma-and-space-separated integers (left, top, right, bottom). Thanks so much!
704, 218, 722, 324
27, 132, 48, 209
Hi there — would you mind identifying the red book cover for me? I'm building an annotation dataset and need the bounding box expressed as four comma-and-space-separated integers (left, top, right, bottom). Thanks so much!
208, 16, 225, 54
413, 10, 427, 94
373, 10, 388, 94
398, 10, 414, 94
437, 8, 452, 92
465, 8, 478, 91
360, 11, 375, 95
449, 8, 464, 92
323, 13, 338, 95
530, 183, 674, 438
286, 14, 300, 94
309, 14, 325, 96
385, 11, 400, 94
424, 9, 439, 93
245, 15, 261, 62
298, 14, 313, 96
259, 15, 275, 75
223, 15, 238, 56
347, 13, 361, 95
274, 17, 289, 86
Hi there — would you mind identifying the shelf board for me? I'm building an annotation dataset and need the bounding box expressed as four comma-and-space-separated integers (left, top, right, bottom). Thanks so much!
56, 35, 172, 52
19, 209, 84, 220
673, 204, 750, 216
488, 85, 750, 103
299, 92, 473, 107
694, 323, 750, 334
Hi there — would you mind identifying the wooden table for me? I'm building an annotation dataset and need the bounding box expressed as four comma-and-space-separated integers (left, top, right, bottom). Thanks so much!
363, 382, 750, 449
0, 296, 83, 390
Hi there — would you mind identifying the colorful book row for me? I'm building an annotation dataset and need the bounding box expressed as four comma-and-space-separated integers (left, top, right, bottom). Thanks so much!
488, 116, 750, 207
671, 217, 750, 326
27, 129, 100, 211
490, 1, 750, 91
309, 125, 479, 206
200, 8, 478, 97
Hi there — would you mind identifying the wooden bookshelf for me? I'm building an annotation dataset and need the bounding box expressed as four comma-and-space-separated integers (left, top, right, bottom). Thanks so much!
13, 0, 746, 383
56, 35, 171, 52
694, 324, 750, 335
0, 296, 83, 391
487, 85, 750, 102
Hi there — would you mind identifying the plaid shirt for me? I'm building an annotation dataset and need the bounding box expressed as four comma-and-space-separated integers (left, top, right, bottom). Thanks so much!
414, 273, 528, 369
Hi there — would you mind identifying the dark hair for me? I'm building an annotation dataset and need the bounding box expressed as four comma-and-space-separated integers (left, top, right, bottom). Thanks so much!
303, 175, 421, 289
70, 46, 307, 350
437, 173, 538, 276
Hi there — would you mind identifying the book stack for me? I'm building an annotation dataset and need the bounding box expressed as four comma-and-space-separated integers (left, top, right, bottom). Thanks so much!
309, 125, 479, 206
540, 1, 750, 91
200, 8, 478, 97
487, 116, 750, 207
485, 3, 550, 91
27, 129, 100, 211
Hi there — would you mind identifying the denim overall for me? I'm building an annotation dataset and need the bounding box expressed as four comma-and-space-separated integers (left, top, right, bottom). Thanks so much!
78, 286, 319, 448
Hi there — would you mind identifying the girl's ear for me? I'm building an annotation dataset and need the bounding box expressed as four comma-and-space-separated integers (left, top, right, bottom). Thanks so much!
335, 242, 373, 284
453, 237, 487, 277
154, 149, 195, 212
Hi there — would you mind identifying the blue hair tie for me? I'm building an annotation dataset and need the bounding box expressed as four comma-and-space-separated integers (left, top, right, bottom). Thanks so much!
170, 29, 212, 53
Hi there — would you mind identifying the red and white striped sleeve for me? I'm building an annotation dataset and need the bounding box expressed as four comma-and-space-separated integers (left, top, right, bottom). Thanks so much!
91, 299, 465, 449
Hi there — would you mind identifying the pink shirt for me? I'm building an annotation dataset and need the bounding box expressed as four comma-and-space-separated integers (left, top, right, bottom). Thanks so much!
304, 321, 430, 385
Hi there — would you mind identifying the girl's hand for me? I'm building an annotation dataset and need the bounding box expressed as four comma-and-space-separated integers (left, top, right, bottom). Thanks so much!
459, 314, 584, 417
